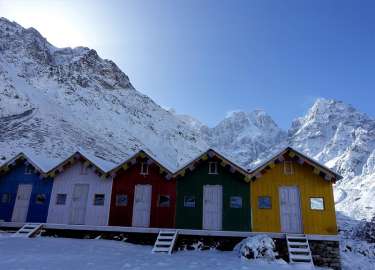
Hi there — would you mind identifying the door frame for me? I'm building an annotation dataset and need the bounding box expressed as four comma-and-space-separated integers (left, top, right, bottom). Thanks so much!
202, 185, 223, 230
69, 183, 90, 225
11, 184, 33, 222
132, 184, 152, 227
278, 186, 303, 233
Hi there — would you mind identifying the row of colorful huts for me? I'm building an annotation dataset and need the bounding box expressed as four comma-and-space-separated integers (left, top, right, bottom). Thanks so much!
0, 147, 341, 236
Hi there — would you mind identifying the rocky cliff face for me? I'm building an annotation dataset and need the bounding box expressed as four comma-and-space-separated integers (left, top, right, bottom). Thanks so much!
0, 17, 373, 220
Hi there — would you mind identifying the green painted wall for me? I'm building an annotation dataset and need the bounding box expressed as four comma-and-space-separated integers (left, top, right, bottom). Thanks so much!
176, 159, 251, 231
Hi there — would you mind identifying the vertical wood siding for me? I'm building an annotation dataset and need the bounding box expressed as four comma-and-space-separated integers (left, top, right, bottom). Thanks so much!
251, 158, 337, 235
47, 162, 112, 226
175, 158, 251, 231
109, 159, 176, 228
0, 163, 53, 222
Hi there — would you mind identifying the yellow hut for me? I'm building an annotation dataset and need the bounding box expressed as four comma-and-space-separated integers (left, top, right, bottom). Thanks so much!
250, 147, 342, 235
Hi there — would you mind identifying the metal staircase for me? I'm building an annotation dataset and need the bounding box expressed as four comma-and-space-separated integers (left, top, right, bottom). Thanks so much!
152, 230, 178, 254
12, 223, 43, 238
286, 234, 314, 267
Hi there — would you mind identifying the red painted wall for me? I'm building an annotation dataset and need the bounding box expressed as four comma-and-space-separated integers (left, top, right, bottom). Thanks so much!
109, 158, 176, 228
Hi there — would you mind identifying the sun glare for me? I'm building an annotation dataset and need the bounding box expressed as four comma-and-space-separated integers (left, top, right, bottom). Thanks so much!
1, 0, 88, 48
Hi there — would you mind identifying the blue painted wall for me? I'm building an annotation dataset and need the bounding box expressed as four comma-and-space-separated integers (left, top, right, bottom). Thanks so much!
0, 162, 53, 222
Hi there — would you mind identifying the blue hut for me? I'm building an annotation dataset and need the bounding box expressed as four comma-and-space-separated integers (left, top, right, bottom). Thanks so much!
0, 153, 53, 223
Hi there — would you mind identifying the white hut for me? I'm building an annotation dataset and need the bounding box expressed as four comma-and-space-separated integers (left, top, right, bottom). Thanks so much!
46, 152, 116, 226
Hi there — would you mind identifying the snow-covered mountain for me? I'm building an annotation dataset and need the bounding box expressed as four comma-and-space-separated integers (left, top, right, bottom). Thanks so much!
0, 18, 374, 221
0, 17, 208, 170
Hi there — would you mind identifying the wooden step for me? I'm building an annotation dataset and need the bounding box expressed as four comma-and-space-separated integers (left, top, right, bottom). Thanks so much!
12, 223, 43, 238
152, 230, 178, 255
286, 233, 314, 267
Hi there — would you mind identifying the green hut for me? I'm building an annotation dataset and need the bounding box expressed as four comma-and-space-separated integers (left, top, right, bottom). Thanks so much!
174, 149, 251, 231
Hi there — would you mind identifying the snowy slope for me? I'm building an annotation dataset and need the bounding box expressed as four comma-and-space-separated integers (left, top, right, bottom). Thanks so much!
0, 17, 207, 171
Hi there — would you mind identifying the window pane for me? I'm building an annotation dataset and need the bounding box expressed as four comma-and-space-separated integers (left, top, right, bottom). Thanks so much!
158, 195, 170, 207
1, 193, 10, 204
56, 194, 67, 205
230, 196, 242, 208
35, 194, 46, 204
116, 194, 128, 206
184, 196, 196, 208
310, 197, 324, 210
94, 194, 105, 205
258, 196, 271, 209
208, 162, 218, 174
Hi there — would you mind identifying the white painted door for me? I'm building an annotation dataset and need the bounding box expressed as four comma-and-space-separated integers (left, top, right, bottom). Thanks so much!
11, 184, 33, 222
132, 184, 152, 227
203, 185, 223, 230
70, 184, 89, 225
279, 186, 303, 233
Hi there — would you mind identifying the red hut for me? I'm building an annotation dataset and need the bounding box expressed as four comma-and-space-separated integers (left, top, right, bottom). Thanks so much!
108, 151, 175, 228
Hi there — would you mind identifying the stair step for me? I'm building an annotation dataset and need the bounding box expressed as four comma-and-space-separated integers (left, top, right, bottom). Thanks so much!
289, 247, 310, 253
153, 247, 170, 252
12, 223, 43, 238
286, 233, 313, 266
152, 230, 178, 255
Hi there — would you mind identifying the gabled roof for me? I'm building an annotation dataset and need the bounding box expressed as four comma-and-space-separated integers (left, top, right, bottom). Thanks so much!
45, 151, 116, 178
0, 152, 48, 177
108, 150, 174, 176
173, 148, 249, 181
248, 147, 342, 182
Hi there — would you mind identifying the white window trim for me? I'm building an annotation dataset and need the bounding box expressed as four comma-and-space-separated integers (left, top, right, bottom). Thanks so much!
80, 163, 88, 175
140, 162, 149, 175
208, 162, 218, 175
283, 161, 294, 175
24, 166, 33, 175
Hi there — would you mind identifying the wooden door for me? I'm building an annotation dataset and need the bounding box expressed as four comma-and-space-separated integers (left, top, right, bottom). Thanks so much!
203, 185, 222, 230
132, 184, 152, 227
279, 186, 303, 233
70, 184, 89, 225
11, 184, 33, 222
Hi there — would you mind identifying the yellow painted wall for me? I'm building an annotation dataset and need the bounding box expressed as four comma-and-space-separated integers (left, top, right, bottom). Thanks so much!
251, 159, 337, 235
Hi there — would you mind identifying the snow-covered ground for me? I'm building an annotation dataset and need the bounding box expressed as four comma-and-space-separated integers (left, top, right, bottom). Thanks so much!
0, 233, 320, 270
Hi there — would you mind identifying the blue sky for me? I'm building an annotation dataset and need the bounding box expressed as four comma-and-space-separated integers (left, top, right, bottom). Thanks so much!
1, 0, 374, 128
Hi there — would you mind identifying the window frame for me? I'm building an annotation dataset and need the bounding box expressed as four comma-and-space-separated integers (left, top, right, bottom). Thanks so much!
115, 194, 128, 207
310, 197, 325, 211
229, 196, 243, 208
283, 161, 294, 175
93, 194, 105, 206
158, 194, 171, 208
140, 162, 149, 176
35, 194, 46, 205
56, 193, 67, 205
183, 195, 196, 208
24, 165, 34, 175
1, 193, 11, 204
80, 163, 89, 175
208, 161, 218, 175
258, 196, 272, 209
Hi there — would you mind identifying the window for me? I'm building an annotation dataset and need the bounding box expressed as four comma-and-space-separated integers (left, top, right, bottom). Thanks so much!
230, 196, 242, 208
116, 194, 128, 206
310, 197, 324, 210
158, 195, 171, 207
1, 193, 10, 204
24, 165, 34, 175
284, 161, 294, 175
258, 196, 272, 209
56, 194, 67, 205
140, 162, 149, 175
80, 163, 88, 175
94, 194, 105, 206
35, 194, 46, 204
184, 195, 196, 208
208, 162, 218, 174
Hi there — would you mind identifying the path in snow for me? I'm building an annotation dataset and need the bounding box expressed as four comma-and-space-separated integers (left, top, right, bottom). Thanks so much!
0, 234, 314, 270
